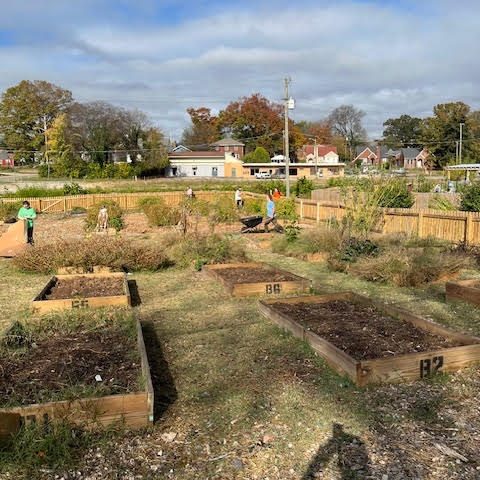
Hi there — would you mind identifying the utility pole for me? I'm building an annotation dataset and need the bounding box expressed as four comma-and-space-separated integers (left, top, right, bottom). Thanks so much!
43, 115, 50, 179
459, 123, 465, 165
283, 77, 291, 197
455, 141, 459, 164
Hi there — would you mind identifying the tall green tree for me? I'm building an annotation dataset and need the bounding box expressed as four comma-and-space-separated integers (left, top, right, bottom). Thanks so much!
243, 146, 271, 163
382, 115, 423, 148
421, 102, 473, 167
0, 80, 73, 160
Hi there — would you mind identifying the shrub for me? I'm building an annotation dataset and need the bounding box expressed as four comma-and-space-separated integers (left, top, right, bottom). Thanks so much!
293, 177, 314, 198
272, 227, 342, 258
85, 201, 123, 231
208, 197, 239, 224
13, 237, 172, 273
243, 197, 265, 215
428, 195, 457, 211
63, 183, 86, 195
275, 197, 298, 221
377, 180, 414, 208
0, 201, 21, 222
416, 175, 435, 193
139, 197, 181, 227
349, 248, 471, 287
170, 233, 247, 269
460, 183, 480, 212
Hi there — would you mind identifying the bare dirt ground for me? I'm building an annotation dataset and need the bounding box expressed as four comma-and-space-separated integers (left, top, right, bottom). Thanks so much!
1, 217, 480, 479
45, 276, 125, 300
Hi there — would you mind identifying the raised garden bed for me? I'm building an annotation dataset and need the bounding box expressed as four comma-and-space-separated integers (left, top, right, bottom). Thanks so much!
259, 292, 480, 386
446, 279, 480, 307
0, 319, 153, 436
32, 272, 131, 314
204, 262, 311, 297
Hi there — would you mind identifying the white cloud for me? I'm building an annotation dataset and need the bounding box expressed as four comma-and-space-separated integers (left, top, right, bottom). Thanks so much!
0, 0, 479, 138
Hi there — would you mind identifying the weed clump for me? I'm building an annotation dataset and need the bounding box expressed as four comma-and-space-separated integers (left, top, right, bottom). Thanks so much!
13, 237, 172, 273
170, 233, 247, 270
349, 247, 472, 287
139, 197, 181, 226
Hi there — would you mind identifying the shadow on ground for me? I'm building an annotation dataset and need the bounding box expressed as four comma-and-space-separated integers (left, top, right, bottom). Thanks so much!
141, 321, 177, 419
302, 423, 372, 480
128, 280, 141, 307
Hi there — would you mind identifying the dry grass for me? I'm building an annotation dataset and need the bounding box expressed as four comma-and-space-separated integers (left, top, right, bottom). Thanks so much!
349, 247, 473, 287
13, 236, 172, 274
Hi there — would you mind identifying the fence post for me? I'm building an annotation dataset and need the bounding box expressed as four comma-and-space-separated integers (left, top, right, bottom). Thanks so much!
417, 211, 424, 238
38, 199, 42, 213
316, 202, 320, 224
465, 212, 474, 245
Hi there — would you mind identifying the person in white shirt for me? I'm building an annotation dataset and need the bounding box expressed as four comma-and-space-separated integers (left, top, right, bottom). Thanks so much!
235, 188, 243, 208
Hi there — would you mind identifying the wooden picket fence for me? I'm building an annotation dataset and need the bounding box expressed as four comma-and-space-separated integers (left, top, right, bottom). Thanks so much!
0, 191, 230, 214
296, 198, 480, 245
2, 189, 480, 245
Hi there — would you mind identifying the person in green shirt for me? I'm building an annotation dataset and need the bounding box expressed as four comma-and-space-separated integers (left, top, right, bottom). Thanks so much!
17, 201, 37, 245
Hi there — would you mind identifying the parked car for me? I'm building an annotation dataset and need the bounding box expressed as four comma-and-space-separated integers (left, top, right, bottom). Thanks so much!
255, 172, 271, 179
392, 167, 406, 176
271, 173, 285, 179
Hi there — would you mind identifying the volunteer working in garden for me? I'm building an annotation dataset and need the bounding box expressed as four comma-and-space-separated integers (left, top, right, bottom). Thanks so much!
17, 201, 37, 245
264, 193, 278, 232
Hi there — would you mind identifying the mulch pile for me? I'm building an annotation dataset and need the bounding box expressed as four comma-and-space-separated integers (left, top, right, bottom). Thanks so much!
215, 266, 299, 284
0, 328, 140, 407
45, 276, 124, 300
271, 300, 466, 360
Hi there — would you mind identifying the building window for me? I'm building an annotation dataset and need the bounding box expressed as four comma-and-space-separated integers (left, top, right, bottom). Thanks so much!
250, 168, 259, 176
225, 146, 230, 151
212, 167, 218, 177
289, 168, 298, 176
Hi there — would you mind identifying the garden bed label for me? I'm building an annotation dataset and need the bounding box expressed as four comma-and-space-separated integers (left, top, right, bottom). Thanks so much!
266, 283, 281, 294
204, 262, 310, 297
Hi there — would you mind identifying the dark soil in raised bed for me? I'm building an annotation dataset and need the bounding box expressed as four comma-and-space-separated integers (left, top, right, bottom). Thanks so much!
44, 276, 125, 300
271, 300, 466, 360
0, 327, 140, 407
214, 266, 300, 284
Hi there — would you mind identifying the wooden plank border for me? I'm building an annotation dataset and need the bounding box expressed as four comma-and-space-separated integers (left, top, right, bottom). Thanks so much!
0, 319, 154, 433
204, 262, 311, 297
32, 272, 131, 314
259, 293, 480, 386
446, 279, 480, 307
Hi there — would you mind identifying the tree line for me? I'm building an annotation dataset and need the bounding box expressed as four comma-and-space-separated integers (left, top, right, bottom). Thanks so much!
182, 97, 480, 168
0, 80, 168, 178
1, 79, 478, 178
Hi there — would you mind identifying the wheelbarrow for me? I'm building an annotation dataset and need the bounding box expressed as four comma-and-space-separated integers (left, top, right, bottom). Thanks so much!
240, 215, 264, 233
240, 215, 284, 234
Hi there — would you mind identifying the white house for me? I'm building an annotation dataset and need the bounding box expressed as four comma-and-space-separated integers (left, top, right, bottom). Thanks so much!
166, 151, 243, 177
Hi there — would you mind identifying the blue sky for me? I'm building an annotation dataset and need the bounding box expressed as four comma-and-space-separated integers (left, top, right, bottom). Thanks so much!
0, 0, 478, 139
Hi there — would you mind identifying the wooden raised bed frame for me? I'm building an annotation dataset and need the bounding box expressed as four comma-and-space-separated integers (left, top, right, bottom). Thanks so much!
259, 292, 480, 386
0, 320, 154, 435
204, 262, 311, 297
446, 279, 480, 307
32, 272, 131, 314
